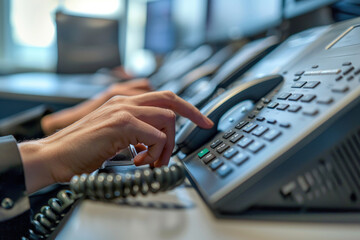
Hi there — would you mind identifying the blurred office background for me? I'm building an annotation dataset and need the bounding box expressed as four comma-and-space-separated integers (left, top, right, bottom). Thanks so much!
0, 0, 360, 118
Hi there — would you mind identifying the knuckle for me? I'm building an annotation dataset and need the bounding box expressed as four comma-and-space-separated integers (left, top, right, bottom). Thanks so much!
108, 95, 124, 104
118, 111, 133, 125
156, 131, 167, 143
165, 109, 176, 122
163, 90, 176, 100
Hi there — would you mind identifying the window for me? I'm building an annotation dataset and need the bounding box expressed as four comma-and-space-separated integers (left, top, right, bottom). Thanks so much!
5, 0, 123, 71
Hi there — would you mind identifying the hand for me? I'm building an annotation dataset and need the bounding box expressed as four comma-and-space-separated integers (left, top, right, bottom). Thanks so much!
41, 78, 152, 135
19, 91, 213, 193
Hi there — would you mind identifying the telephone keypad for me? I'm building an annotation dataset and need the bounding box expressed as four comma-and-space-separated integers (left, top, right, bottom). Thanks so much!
256, 116, 265, 121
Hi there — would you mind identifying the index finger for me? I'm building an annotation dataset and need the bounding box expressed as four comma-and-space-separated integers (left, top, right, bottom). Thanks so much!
130, 91, 213, 129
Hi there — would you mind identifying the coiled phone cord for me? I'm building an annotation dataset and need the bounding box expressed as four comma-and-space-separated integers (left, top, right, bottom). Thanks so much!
24, 162, 186, 240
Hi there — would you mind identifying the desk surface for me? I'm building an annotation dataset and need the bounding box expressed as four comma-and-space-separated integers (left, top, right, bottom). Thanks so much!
0, 72, 110, 103
56, 184, 360, 240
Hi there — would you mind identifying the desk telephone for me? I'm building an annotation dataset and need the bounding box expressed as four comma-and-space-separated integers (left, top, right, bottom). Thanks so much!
27, 18, 360, 239
176, 18, 360, 216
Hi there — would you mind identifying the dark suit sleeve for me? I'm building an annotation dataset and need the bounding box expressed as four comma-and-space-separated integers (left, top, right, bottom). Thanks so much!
0, 135, 31, 239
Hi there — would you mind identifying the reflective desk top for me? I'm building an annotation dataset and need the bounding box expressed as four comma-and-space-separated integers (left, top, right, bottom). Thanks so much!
0, 72, 110, 103
56, 184, 360, 240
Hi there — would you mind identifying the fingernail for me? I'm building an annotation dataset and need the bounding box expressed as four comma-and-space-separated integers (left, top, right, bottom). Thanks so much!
205, 117, 214, 127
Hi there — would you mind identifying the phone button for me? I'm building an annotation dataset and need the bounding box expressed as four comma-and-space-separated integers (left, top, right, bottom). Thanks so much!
235, 120, 248, 129
300, 94, 316, 103
248, 141, 265, 153
291, 81, 306, 88
198, 148, 210, 158
267, 102, 279, 109
237, 137, 254, 148
252, 126, 269, 137
209, 159, 224, 170
277, 92, 291, 100
217, 164, 233, 178
288, 94, 303, 101
242, 123, 258, 133
223, 148, 239, 159
216, 143, 230, 153
210, 139, 223, 149
266, 118, 277, 124
303, 81, 320, 89
223, 129, 235, 139
232, 152, 249, 166
202, 153, 216, 164
229, 133, 243, 143
263, 129, 282, 141
276, 104, 289, 111
343, 66, 354, 75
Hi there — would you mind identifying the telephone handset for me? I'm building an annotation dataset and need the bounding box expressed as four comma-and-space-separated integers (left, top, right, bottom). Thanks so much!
176, 74, 283, 154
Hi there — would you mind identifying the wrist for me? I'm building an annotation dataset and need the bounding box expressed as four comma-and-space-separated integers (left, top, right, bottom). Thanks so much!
19, 140, 54, 194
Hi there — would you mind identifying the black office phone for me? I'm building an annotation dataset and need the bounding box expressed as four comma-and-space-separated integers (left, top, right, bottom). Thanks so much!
176, 17, 360, 217
149, 45, 214, 89
180, 36, 279, 108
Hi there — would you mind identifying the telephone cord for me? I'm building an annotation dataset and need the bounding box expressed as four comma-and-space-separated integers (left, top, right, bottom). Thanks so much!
23, 162, 186, 240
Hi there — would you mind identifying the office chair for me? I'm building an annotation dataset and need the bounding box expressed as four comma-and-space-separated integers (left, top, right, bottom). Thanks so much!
55, 11, 121, 74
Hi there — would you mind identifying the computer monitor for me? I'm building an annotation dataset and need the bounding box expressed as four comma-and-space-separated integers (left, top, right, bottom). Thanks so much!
284, 0, 339, 19
145, 0, 208, 53
144, 0, 175, 54
206, 0, 283, 42
172, 0, 208, 48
